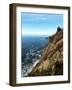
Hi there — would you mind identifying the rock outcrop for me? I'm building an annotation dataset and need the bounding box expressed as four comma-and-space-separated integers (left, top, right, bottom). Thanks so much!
29, 27, 63, 76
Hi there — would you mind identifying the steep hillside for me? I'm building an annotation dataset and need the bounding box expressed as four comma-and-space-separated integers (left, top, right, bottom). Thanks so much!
29, 27, 63, 76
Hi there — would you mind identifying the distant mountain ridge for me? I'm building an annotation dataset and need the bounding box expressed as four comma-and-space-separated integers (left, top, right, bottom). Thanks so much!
28, 27, 63, 76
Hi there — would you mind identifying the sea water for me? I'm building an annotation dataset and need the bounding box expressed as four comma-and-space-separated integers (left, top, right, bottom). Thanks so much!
21, 36, 48, 77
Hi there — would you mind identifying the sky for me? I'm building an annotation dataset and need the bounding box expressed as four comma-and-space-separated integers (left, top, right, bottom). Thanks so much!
21, 12, 63, 36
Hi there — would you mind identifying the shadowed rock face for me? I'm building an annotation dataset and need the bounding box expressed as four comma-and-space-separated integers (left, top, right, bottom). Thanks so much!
28, 27, 63, 76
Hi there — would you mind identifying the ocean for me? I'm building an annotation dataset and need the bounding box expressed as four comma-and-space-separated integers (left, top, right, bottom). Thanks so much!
21, 36, 48, 77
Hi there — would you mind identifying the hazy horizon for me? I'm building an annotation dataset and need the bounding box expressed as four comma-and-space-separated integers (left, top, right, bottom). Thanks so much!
22, 34, 52, 37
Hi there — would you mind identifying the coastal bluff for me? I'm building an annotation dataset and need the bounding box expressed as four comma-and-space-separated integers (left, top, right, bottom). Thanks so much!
28, 27, 63, 76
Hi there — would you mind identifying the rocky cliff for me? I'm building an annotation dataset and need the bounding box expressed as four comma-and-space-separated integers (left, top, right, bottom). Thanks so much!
29, 27, 63, 76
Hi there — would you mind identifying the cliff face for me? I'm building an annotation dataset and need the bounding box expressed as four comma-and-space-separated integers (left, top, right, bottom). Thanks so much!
29, 27, 63, 76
